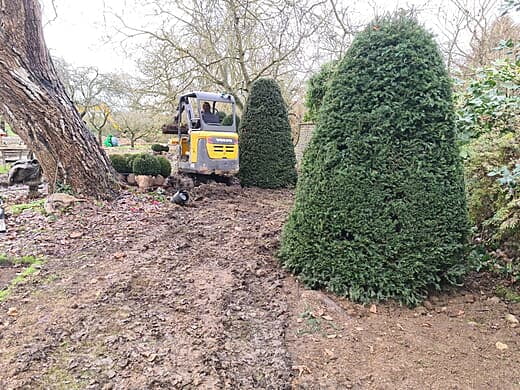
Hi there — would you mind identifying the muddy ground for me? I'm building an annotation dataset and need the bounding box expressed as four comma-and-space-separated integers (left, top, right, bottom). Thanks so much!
0, 183, 518, 389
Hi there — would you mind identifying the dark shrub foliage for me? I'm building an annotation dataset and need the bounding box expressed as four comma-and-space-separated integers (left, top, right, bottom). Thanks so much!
217, 111, 226, 122
151, 144, 169, 152
156, 156, 172, 177
132, 154, 161, 176
279, 15, 469, 306
125, 154, 140, 169
304, 60, 337, 122
109, 154, 131, 174
222, 113, 240, 128
238, 78, 297, 188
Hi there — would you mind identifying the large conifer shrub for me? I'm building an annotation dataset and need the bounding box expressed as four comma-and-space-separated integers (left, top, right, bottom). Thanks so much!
238, 78, 297, 188
279, 15, 469, 306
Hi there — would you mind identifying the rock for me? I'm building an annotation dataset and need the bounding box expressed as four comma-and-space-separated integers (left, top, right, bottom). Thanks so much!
487, 296, 501, 304
44, 193, 84, 214
105, 370, 117, 379
127, 174, 137, 185
464, 294, 475, 303
495, 341, 508, 351
505, 313, 518, 327
135, 175, 154, 190
113, 252, 126, 260
423, 300, 433, 310
369, 304, 377, 314
415, 306, 427, 316
7, 307, 18, 317
154, 175, 165, 187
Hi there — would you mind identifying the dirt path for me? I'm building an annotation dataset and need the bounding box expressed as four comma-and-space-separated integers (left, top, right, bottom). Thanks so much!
0, 184, 518, 389
0, 185, 294, 389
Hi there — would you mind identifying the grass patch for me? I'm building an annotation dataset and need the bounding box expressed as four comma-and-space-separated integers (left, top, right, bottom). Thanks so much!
0, 254, 44, 301
0, 164, 10, 174
7, 199, 46, 216
296, 308, 322, 336
495, 285, 520, 303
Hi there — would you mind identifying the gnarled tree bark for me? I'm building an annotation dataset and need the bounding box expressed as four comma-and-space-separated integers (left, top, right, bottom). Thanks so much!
0, 0, 119, 199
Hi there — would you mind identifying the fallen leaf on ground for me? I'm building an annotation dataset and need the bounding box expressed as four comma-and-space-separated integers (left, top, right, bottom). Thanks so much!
495, 342, 508, 351
69, 231, 84, 239
292, 365, 311, 377
324, 348, 334, 358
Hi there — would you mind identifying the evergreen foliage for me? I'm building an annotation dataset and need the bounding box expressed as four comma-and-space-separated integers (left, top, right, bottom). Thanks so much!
125, 154, 139, 169
222, 113, 240, 128
109, 154, 131, 174
132, 154, 161, 176
238, 78, 297, 188
157, 156, 172, 178
217, 111, 226, 122
304, 60, 337, 122
279, 15, 469, 306
151, 144, 169, 152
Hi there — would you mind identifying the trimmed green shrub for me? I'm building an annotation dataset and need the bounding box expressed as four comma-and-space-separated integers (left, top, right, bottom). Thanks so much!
151, 144, 169, 153
157, 156, 172, 178
109, 154, 131, 174
132, 154, 161, 176
279, 14, 469, 306
222, 113, 240, 128
217, 111, 226, 122
303, 60, 337, 122
125, 153, 140, 169
238, 78, 297, 188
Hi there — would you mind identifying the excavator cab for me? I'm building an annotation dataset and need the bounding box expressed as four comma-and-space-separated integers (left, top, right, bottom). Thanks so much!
163, 92, 239, 176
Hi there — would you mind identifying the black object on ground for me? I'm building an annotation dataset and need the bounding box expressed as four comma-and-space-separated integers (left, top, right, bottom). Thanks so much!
172, 190, 189, 205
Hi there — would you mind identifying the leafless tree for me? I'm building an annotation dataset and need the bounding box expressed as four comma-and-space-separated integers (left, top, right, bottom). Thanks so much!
433, 0, 503, 73
110, 0, 332, 112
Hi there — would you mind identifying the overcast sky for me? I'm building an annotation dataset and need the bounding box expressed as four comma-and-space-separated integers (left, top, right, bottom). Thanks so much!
40, 0, 509, 73
42, 0, 129, 72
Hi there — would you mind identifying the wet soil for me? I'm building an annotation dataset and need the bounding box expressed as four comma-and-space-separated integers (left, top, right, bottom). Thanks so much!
0, 184, 518, 389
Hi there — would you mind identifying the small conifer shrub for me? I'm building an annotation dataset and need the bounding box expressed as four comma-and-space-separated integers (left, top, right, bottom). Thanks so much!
222, 114, 240, 128
151, 144, 169, 153
132, 154, 161, 176
279, 14, 469, 306
238, 78, 297, 188
156, 156, 172, 178
109, 154, 131, 174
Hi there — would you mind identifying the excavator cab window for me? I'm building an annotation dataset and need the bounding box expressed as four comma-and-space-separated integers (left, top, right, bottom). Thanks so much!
187, 97, 201, 129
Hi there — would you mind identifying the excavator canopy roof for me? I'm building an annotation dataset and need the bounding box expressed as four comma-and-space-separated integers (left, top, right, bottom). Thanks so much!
181, 91, 235, 104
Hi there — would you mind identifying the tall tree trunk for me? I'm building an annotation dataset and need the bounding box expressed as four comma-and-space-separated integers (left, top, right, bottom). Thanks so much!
0, 0, 119, 199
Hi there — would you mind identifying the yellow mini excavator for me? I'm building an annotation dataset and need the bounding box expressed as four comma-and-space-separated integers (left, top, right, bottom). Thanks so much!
162, 92, 239, 179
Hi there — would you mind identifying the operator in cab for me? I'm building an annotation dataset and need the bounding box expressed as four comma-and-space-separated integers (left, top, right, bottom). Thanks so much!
201, 102, 220, 124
